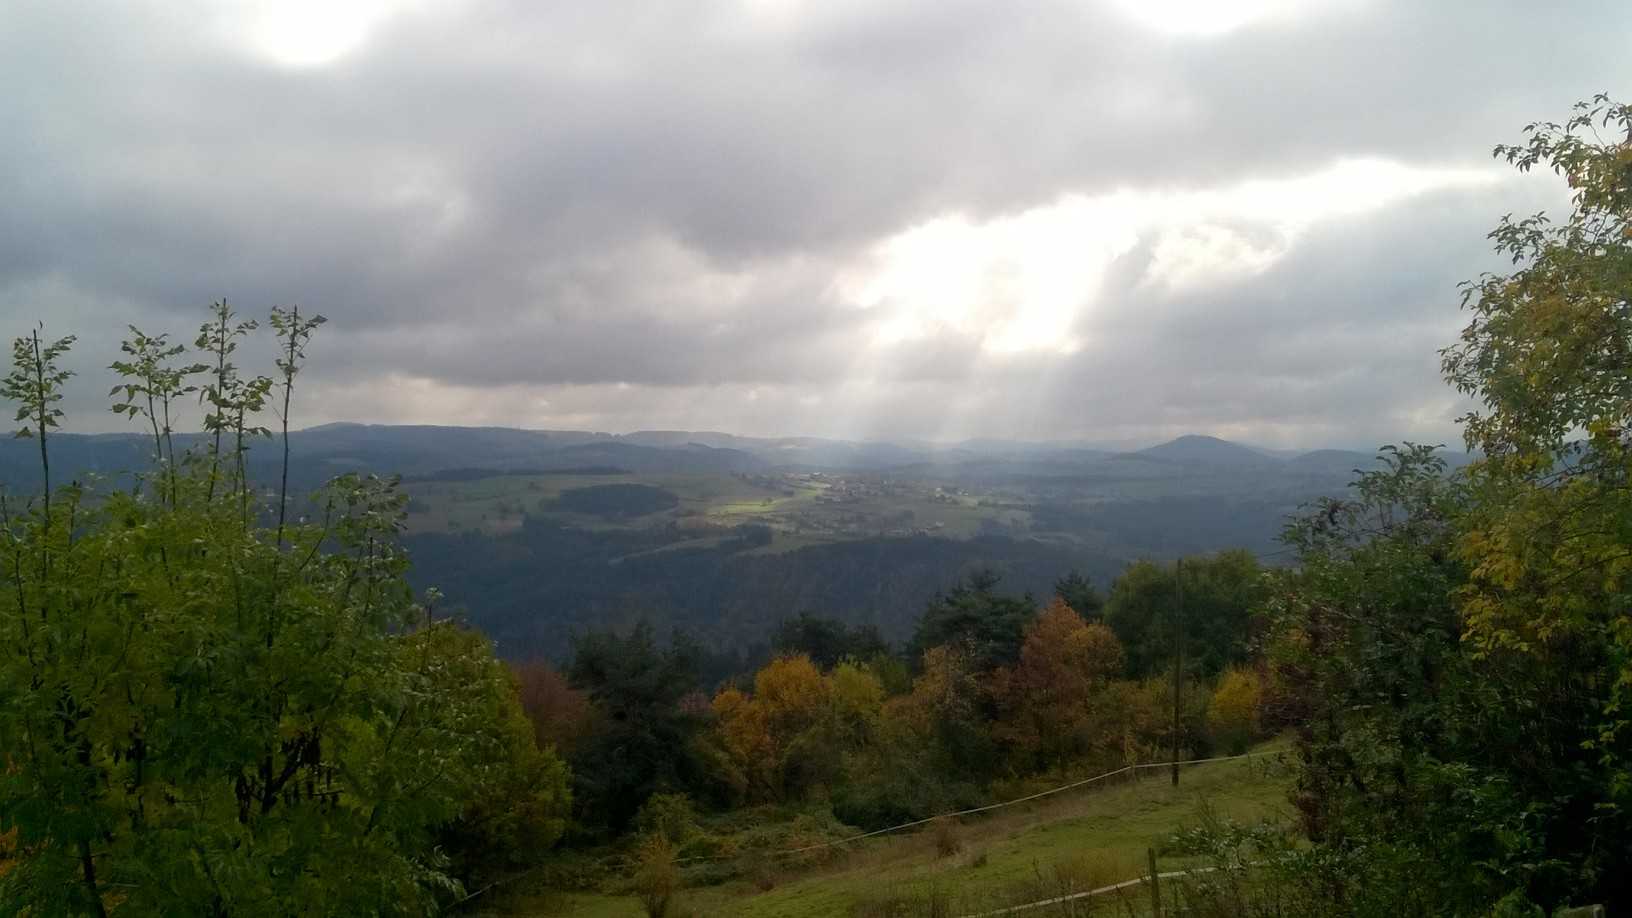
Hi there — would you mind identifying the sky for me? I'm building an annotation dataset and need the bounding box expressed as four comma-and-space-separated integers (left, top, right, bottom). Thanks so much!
3, 0, 1628, 449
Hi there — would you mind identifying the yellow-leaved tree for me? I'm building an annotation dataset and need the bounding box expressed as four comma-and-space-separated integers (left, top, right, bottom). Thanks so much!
1441, 96, 1632, 756
1206, 667, 1262, 755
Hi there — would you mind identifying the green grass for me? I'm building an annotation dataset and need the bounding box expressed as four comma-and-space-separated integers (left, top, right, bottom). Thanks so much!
486, 747, 1294, 917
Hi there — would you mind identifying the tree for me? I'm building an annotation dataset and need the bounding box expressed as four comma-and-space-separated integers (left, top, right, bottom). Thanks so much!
0, 312, 568, 915
1263, 443, 1562, 910
892, 644, 1000, 781
1429, 94, 1632, 906
1053, 569, 1104, 621
1206, 667, 1262, 755
911, 569, 1036, 671
632, 833, 681, 918
990, 598, 1126, 769
709, 654, 886, 803
1442, 95, 1632, 717
567, 624, 709, 831
828, 659, 887, 740
710, 685, 774, 800
1103, 551, 1265, 678
771, 612, 889, 669
512, 659, 599, 760
753, 654, 830, 739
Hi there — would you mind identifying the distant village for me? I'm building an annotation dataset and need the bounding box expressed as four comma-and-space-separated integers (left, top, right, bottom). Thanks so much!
730, 471, 977, 539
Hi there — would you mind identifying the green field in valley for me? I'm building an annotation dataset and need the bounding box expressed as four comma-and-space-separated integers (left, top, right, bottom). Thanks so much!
402, 470, 1035, 551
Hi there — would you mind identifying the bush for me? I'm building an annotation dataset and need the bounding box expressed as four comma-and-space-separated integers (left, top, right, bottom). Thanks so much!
1207, 667, 1263, 755
637, 793, 701, 846
633, 834, 681, 918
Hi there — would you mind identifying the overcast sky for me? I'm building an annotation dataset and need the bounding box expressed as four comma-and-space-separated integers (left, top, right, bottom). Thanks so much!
3, 0, 1627, 448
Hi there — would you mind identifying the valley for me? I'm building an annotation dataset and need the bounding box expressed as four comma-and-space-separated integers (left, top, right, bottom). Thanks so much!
0, 424, 1459, 663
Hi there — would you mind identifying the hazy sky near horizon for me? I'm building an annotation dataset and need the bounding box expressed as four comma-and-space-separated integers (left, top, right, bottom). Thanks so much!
4, 0, 1629, 448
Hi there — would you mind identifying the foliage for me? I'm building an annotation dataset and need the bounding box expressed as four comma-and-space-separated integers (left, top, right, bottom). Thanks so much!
0, 311, 568, 915
1170, 816, 1444, 918
1103, 550, 1266, 678
1436, 96, 1632, 907
910, 569, 1036, 672
771, 612, 890, 669
1206, 667, 1262, 755
1267, 433, 1628, 911
1052, 569, 1104, 620
635, 793, 701, 847
429, 629, 573, 882
632, 834, 681, 918
710, 654, 887, 803
512, 658, 600, 760
988, 599, 1126, 770
1267, 446, 1491, 891
1441, 96, 1632, 768
567, 623, 711, 832
828, 659, 887, 735
1443, 95, 1632, 460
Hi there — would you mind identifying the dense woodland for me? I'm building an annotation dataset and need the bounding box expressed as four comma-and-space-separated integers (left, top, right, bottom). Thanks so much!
2, 97, 1632, 916
404, 523, 1120, 663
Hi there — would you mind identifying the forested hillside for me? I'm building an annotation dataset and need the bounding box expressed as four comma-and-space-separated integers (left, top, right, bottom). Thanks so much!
0, 412, 1408, 665
405, 525, 1118, 660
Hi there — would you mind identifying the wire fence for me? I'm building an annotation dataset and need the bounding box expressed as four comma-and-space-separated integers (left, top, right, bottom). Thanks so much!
959, 866, 1223, 918
713, 748, 1285, 863
451, 746, 1289, 909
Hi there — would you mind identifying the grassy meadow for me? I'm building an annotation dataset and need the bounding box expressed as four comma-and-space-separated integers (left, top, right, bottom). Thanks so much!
481, 745, 1294, 917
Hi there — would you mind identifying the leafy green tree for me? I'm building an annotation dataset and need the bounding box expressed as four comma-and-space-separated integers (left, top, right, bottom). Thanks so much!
0, 311, 567, 915
1262, 443, 1598, 911
193, 300, 272, 513
1442, 95, 1632, 735
1103, 551, 1265, 679
1053, 569, 1104, 620
567, 623, 710, 831
771, 612, 889, 669
1260, 95, 1632, 906
833, 644, 993, 828
911, 569, 1036, 671
1245, 97, 1632, 914
108, 326, 206, 507
1431, 94, 1632, 907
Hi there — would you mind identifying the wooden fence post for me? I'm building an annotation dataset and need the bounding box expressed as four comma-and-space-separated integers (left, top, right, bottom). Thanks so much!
1147, 847, 1162, 918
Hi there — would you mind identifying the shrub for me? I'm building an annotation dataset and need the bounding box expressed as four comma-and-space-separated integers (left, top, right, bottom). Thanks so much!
633, 834, 681, 918
637, 792, 701, 846
1207, 667, 1263, 755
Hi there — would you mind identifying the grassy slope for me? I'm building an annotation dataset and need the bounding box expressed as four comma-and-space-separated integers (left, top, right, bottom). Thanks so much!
493, 749, 1293, 917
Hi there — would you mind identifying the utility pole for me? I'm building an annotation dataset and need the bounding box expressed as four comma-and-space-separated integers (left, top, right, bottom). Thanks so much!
1171, 557, 1183, 787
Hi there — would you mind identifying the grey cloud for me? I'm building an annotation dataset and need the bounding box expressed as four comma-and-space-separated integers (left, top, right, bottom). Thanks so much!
0, 0, 1627, 444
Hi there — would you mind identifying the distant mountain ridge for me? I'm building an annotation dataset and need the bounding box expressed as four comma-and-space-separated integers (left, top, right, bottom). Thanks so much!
0, 423, 1471, 490
1134, 435, 1281, 467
